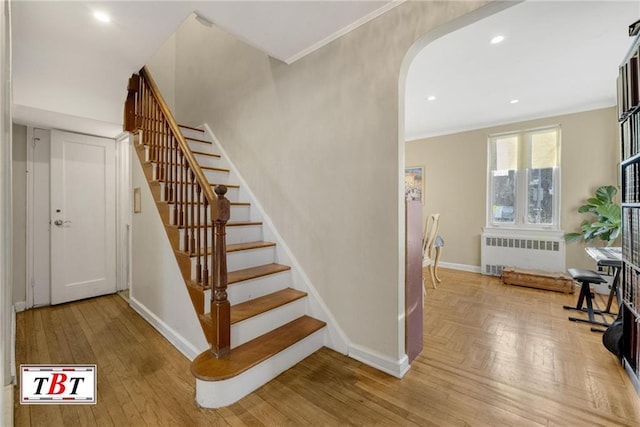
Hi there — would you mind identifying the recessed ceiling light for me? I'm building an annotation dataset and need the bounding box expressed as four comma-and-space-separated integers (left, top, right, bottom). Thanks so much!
490, 35, 505, 45
427, 95, 436, 101
510, 99, 520, 104
93, 11, 111, 23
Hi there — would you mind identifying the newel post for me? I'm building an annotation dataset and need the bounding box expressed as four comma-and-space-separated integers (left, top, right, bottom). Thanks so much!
123, 74, 140, 132
210, 185, 231, 358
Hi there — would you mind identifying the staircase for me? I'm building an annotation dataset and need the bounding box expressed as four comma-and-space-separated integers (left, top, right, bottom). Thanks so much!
125, 67, 327, 408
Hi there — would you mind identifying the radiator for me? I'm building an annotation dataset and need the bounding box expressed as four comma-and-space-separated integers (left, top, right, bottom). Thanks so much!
480, 230, 566, 276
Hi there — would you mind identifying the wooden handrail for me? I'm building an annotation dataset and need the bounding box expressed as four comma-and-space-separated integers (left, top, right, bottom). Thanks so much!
139, 67, 218, 217
126, 66, 230, 358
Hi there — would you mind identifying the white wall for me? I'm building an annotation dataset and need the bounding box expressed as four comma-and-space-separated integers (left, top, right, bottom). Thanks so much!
147, 33, 176, 114
12, 124, 25, 305
166, 1, 494, 363
130, 147, 208, 359
1, 0, 13, 421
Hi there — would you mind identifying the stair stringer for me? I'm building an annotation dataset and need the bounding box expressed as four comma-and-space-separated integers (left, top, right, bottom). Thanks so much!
129, 143, 209, 359
202, 123, 350, 355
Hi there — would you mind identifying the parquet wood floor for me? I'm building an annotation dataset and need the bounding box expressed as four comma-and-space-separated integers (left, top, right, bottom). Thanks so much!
13, 268, 640, 426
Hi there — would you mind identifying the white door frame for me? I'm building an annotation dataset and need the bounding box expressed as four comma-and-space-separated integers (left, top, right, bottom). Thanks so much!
115, 132, 132, 292
25, 126, 34, 309
26, 127, 130, 308
25, 127, 51, 309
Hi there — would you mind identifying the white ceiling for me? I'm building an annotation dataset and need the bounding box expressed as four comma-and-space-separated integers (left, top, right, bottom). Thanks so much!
11, 0, 399, 137
12, 1, 640, 141
405, 1, 640, 140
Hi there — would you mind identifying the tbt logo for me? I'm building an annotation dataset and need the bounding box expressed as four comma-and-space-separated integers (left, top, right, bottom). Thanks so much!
20, 365, 96, 404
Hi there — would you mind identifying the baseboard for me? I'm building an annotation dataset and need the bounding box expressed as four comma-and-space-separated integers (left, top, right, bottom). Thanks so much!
348, 343, 410, 379
13, 301, 26, 313
2, 384, 13, 427
128, 296, 200, 361
437, 262, 481, 273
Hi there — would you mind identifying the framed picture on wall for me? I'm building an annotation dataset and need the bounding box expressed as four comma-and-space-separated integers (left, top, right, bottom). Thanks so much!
405, 166, 424, 204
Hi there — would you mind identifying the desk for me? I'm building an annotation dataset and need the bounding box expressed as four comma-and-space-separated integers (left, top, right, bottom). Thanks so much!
585, 247, 622, 316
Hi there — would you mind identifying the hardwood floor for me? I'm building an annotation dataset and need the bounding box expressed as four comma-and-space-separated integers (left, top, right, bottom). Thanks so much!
13, 268, 640, 426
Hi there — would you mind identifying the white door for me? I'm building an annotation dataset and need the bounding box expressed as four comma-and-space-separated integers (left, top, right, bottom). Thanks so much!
50, 130, 116, 305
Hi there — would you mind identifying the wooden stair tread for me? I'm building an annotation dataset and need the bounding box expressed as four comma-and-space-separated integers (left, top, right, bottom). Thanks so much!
160, 200, 249, 207
185, 136, 211, 144
138, 144, 220, 159
149, 180, 239, 189
230, 288, 306, 324
171, 221, 262, 230
179, 124, 205, 133
192, 150, 220, 158
178, 241, 276, 258
228, 241, 276, 252
200, 165, 229, 173
139, 158, 227, 173
191, 315, 325, 381
228, 263, 291, 284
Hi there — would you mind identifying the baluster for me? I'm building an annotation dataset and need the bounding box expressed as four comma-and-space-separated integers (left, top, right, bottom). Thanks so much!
144, 83, 150, 151
188, 170, 196, 254
151, 91, 157, 161
164, 133, 171, 202
180, 155, 187, 227
173, 135, 179, 206
160, 120, 170, 182
155, 102, 160, 164
173, 151, 180, 225
170, 131, 175, 202
195, 185, 202, 284
210, 185, 231, 358
203, 198, 209, 289
135, 76, 141, 129
148, 86, 153, 156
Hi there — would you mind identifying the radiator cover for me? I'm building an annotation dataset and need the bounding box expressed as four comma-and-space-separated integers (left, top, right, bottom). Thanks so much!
481, 229, 566, 276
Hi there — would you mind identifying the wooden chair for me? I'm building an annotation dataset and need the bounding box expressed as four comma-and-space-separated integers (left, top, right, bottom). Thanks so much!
423, 213, 441, 290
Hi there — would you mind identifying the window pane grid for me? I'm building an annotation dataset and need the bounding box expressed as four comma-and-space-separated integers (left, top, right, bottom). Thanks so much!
488, 127, 559, 228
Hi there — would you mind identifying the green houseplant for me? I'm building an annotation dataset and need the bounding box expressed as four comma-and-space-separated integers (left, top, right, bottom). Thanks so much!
565, 185, 621, 246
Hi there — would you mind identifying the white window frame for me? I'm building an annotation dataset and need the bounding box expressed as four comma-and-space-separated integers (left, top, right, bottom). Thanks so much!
486, 125, 561, 231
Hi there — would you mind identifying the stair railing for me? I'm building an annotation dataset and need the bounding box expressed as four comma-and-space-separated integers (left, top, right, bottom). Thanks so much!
124, 66, 230, 358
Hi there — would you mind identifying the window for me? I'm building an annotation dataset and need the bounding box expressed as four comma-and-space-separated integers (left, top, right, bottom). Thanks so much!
488, 126, 560, 229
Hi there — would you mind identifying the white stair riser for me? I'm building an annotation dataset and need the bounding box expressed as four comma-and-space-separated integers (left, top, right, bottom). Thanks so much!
190, 246, 275, 280
169, 204, 250, 225
180, 128, 207, 140
204, 270, 292, 307
231, 298, 307, 349
195, 329, 324, 408
194, 155, 223, 168
228, 246, 275, 272
187, 140, 213, 152
203, 168, 230, 184
226, 225, 263, 244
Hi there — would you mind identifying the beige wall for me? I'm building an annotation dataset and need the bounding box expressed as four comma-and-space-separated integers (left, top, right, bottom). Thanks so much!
147, 33, 176, 113
406, 107, 619, 270
12, 123, 27, 304
162, 1, 500, 361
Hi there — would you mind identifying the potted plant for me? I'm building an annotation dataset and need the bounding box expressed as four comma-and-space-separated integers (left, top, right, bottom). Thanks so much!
565, 185, 621, 246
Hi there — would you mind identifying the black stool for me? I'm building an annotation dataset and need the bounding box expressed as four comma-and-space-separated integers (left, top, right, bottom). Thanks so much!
563, 269, 611, 329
